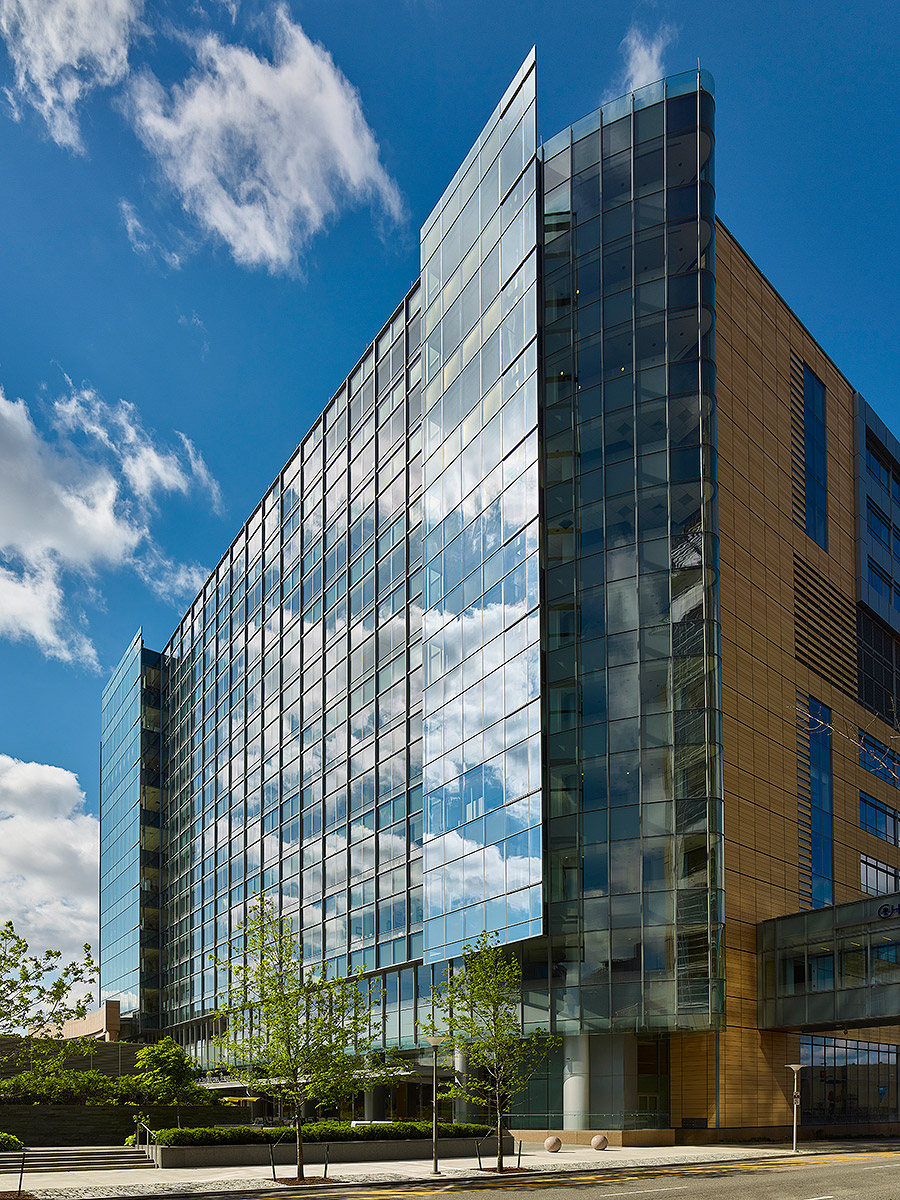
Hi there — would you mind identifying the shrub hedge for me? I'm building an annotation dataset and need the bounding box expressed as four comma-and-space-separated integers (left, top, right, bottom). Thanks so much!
0, 1070, 220, 1107
151, 1121, 492, 1147
0, 1132, 24, 1150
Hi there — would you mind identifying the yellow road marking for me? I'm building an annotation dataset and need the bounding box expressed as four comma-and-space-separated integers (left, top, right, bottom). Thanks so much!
266, 1151, 900, 1199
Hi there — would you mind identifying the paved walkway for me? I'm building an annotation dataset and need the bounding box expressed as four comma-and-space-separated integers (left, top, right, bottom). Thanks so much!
4, 1139, 899, 1198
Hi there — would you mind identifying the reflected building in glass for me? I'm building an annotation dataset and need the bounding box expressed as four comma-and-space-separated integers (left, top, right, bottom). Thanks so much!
100, 51, 900, 1138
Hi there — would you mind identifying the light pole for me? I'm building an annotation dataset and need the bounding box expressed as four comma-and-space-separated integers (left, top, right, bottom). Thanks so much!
426, 1036, 443, 1175
786, 1063, 804, 1153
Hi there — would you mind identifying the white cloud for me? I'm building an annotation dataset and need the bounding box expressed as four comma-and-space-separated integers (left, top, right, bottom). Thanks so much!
1, 82, 20, 120
0, 0, 143, 151
134, 548, 208, 605
179, 430, 221, 510
0, 379, 218, 666
211, 0, 238, 22
178, 311, 211, 361
608, 22, 677, 98
0, 562, 96, 667
0, 390, 141, 571
118, 199, 183, 270
54, 384, 221, 510
126, 5, 404, 272
0, 755, 98, 968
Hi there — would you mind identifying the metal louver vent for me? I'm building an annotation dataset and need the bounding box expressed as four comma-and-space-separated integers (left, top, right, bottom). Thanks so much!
793, 555, 856, 697
789, 351, 806, 530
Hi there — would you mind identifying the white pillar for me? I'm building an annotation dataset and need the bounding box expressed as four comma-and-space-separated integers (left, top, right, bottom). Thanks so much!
453, 1050, 469, 1123
364, 1086, 386, 1121
562, 1034, 590, 1131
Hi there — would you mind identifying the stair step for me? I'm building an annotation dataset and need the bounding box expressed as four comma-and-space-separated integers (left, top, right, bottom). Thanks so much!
3, 1163, 156, 1173
0, 1154, 149, 1160
0, 1147, 155, 1173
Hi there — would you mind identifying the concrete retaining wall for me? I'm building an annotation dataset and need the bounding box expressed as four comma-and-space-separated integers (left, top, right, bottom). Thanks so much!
153, 1136, 513, 1168
0, 1106, 244, 1146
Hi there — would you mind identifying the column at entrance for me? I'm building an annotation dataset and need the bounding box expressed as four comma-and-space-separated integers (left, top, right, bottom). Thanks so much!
364, 1085, 387, 1121
453, 1050, 470, 1123
562, 1034, 590, 1130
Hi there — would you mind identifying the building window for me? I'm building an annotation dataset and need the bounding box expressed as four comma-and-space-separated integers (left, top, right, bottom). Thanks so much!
867, 500, 893, 551
866, 436, 900, 505
858, 609, 900, 726
800, 1036, 898, 1126
803, 364, 827, 550
861, 852, 900, 896
860, 792, 900, 847
868, 558, 895, 603
809, 698, 833, 907
859, 730, 900, 788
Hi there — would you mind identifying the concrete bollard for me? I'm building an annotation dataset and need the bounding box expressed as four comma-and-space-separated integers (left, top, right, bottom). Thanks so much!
543, 1136, 562, 1153
591, 1134, 609, 1151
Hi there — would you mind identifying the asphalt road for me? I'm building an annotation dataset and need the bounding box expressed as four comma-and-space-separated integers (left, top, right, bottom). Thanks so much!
266, 1150, 900, 1200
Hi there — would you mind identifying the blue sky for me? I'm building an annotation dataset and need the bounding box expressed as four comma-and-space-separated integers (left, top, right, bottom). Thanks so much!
0, 0, 897, 957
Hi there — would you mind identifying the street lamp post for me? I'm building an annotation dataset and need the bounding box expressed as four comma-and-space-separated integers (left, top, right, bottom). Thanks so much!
786, 1063, 804, 1153
426, 1036, 443, 1175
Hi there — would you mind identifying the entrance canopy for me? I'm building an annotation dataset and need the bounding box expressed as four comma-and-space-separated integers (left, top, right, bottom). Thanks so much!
759, 892, 900, 1031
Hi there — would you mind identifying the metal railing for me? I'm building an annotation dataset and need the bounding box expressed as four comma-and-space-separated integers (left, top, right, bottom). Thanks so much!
135, 1122, 160, 1167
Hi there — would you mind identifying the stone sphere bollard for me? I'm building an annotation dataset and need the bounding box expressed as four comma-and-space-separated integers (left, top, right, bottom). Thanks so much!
543, 1136, 562, 1153
591, 1134, 609, 1151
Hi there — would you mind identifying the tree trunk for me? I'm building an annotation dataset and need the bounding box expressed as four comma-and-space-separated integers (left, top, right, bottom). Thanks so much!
296, 1108, 305, 1181
496, 1114, 503, 1172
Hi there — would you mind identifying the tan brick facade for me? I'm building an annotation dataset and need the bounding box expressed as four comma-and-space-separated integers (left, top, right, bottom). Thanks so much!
668, 222, 900, 1134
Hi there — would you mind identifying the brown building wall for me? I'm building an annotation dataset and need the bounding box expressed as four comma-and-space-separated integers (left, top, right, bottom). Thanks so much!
670, 221, 900, 1133
55, 1000, 122, 1043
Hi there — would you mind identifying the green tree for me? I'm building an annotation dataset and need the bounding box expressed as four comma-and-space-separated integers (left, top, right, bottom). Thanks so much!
213, 896, 400, 1181
421, 931, 561, 1172
0, 1068, 114, 1104
0, 920, 97, 1072
133, 1037, 205, 1123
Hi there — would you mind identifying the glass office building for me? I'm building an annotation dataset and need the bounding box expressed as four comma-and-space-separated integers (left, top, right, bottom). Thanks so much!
101, 52, 900, 1137
421, 55, 544, 965
100, 630, 161, 1028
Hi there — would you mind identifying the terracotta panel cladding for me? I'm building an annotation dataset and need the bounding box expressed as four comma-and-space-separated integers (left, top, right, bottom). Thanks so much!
713, 220, 900, 1128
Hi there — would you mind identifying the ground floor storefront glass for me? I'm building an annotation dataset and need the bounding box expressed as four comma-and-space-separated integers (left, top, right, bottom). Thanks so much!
801, 1035, 898, 1124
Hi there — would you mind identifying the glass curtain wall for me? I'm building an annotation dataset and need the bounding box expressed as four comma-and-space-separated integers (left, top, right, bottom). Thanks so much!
538, 70, 724, 1032
100, 630, 161, 1029
148, 54, 725, 1074
159, 284, 432, 1052
421, 51, 543, 964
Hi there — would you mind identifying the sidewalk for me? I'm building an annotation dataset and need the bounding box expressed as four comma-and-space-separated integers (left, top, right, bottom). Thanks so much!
3, 1138, 899, 1199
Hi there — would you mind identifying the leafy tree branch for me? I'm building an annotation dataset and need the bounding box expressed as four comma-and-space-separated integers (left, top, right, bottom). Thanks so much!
421, 931, 560, 1172
213, 896, 401, 1181
0, 920, 97, 1072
